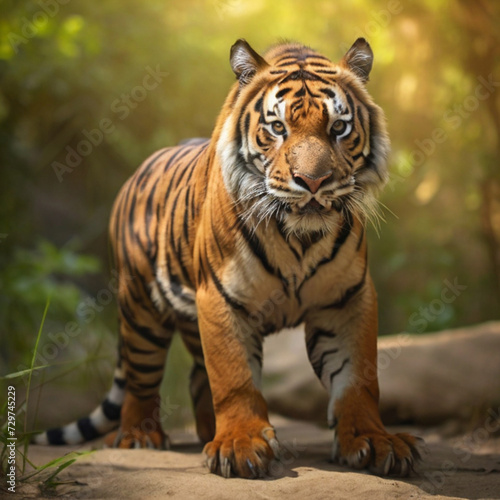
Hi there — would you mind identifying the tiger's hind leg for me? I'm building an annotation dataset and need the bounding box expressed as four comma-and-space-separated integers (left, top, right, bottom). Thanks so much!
179, 321, 216, 444
105, 310, 174, 450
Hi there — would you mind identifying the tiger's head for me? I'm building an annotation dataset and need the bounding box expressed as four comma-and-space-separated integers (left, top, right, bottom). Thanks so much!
216, 38, 390, 236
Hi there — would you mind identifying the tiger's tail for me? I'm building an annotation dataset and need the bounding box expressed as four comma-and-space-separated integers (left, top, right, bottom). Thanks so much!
32, 366, 125, 446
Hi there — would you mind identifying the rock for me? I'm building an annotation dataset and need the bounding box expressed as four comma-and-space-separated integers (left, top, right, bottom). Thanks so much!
263, 322, 500, 426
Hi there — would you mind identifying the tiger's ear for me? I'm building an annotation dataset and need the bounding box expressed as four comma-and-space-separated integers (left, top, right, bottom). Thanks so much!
230, 39, 269, 86
340, 38, 373, 83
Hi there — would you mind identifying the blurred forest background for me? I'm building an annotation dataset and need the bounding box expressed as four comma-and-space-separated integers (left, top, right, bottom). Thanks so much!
0, 0, 499, 428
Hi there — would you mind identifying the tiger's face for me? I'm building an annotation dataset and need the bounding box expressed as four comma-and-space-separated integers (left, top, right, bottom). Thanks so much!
217, 38, 390, 236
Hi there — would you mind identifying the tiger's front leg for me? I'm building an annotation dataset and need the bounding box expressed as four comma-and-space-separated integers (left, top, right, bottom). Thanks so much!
305, 273, 421, 476
196, 284, 279, 479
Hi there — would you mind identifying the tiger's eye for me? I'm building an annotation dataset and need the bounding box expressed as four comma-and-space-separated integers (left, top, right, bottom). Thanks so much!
331, 120, 347, 136
271, 121, 286, 135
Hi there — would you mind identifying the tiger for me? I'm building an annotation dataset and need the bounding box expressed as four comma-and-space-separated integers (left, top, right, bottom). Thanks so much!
33, 38, 421, 478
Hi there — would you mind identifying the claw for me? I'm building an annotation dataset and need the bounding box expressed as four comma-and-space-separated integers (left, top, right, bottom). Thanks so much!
383, 452, 394, 475
268, 438, 281, 458
262, 427, 280, 458
246, 459, 257, 479
133, 439, 141, 449
112, 430, 123, 448
221, 457, 231, 478
330, 432, 339, 462
400, 457, 409, 477
145, 436, 154, 449
206, 455, 217, 473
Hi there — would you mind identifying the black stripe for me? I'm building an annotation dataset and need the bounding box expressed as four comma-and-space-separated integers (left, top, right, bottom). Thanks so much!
128, 360, 165, 374
307, 61, 329, 68
77, 417, 100, 441
128, 192, 137, 231
252, 353, 263, 367
101, 398, 121, 421
190, 364, 209, 409
329, 358, 350, 385
120, 304, 169, 349
322, 212, 353, 264
356, 228, 365, 252
254, 96, 263, 112
276, 87, 292, 99
211, 218, 224, 259
276, 56, 300, 66
137, 148, 169, 188
46, 428, 65, 445
114, 376, 126, 389
145, 181, 158, 259
345, 91, 355, 117
183, 186, 191, 242
280, 69, 330, 85
183, 146, 205, 186
294, 87, 306, 98
321, 264, 367, 310
169, 189, 193, 286
134, 378, 164, 390
276, 220, 302, 261
173, 160, 191, 188
349, 134, 361, 151
320, 88, 336, 98
306, 329, 336, 357
296, 213, 353, 299
126, 342, 158, 354
244, 112, 251, 138
312, 348, 339, 379
315, 69, 337, 75
357, 105, 368, 155
207, 258, 247, 312
169, 273, 195, 303
163, 145, 195, 173
237, 219, 275, 276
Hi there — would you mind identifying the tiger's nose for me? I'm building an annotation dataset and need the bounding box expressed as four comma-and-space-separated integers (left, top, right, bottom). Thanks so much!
292, 171, 334, 194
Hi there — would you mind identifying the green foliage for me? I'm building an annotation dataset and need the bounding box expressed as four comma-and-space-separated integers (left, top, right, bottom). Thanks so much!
0, 240, 100, 365
0, 302, 92, 494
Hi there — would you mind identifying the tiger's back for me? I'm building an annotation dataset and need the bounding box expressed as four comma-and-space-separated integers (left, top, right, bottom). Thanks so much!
110, 141, 210, 324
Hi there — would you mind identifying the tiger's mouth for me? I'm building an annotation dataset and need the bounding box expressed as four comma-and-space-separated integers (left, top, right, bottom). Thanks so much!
297, 198, 327, 214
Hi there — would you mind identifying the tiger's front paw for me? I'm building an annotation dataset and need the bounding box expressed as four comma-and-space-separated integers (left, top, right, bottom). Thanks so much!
203, 422, 280, 478
332, 427, 422, 476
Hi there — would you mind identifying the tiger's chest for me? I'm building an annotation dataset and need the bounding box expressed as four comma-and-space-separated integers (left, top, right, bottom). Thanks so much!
218, 220, 365, 331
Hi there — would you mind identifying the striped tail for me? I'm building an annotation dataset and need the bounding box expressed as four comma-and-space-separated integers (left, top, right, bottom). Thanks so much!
32, 367, 126, 446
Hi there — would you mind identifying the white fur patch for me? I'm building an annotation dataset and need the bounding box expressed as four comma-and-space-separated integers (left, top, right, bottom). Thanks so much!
154, 271, 197, 320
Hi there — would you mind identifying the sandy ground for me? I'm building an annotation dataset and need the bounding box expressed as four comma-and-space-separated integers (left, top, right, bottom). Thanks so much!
9, 416, 500, 500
